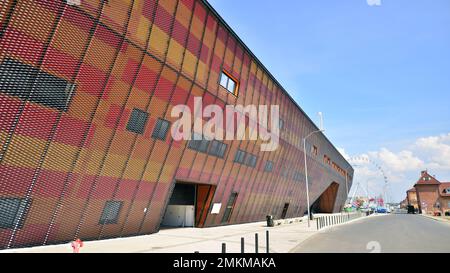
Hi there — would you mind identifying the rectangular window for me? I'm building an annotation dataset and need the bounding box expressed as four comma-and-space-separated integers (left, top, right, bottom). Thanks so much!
0, 58, 75, 111
208, 140, 227, 158
264, 161, 273, 172
99, 201, 123, 225
152, 118, 170, 140
279, 118, 284, 129
127, 108, 149, 134
188, 133, 210, 153
312, 145, 318, 156
234, 150, 246, 164
246, 154, 257, 168
221, 192, 238, 223
219, 71, 238, 95
0, 198, 31, 229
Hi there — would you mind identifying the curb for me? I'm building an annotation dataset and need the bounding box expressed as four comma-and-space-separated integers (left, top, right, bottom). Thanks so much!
420, 214, 450, 224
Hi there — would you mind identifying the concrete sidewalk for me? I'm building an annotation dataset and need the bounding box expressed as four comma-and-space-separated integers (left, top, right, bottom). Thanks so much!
0, 213, 367, 253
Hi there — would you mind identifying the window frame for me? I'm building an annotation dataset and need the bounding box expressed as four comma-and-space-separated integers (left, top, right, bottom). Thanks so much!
219, 70, 239, 96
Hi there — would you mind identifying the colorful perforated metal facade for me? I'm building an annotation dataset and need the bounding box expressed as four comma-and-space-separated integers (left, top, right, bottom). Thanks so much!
0, 0, 353, 249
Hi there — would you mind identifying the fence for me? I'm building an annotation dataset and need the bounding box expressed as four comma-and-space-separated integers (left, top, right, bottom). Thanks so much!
315, 212, 367, 230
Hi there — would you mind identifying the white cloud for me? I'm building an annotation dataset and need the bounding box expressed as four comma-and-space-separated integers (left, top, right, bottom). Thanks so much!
414, 133, 450, 170
369, 148, 424, 172
343, 133, 450, 203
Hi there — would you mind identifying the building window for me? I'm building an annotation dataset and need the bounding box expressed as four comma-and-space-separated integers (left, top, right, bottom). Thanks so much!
279, 119, 284, 129
312, 145, 318, 156
99, 201, 123, 225
245, 154, 257, 168
188, 133, 210, 153
221, 192, 238, 223
234, 149, 246, 164
264, 161, 274, 172
208, 140, 227, 158
219, 71, 238, 95
152, 118, 170, 140
0, 58, 75, 111
0, 198, 31, 229
445, 188, 450, 194
126, 108, 149, 134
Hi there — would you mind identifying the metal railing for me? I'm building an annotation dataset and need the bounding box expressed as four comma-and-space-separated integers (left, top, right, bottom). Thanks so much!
316, 212, 367, 230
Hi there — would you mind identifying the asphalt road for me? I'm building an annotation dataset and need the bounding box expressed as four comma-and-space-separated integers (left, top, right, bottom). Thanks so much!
292, 214, 450, 253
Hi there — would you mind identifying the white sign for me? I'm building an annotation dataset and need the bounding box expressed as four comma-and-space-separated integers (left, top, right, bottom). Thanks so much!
211, 203, 221, 214
67, 0, 81, 6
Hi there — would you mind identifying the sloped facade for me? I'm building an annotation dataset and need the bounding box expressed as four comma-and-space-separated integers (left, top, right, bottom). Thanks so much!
0, 0, 353, 249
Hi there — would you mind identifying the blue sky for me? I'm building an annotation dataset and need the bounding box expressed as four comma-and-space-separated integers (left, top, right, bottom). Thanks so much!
208, 0, 450, 202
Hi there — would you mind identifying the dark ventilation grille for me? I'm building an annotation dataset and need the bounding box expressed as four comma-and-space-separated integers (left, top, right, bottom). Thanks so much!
208, 140, 227, 158
221, 192, 238, 223
99, 201, 123, 225
0, 58, 75, 111
264, 161, 273, 172
126, 108, 149, 134
152, 118, 170, 140
0, 198, 31, 229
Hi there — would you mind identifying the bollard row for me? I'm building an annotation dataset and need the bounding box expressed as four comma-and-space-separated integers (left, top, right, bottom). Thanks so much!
211, 230, 270, 254
316, 212, 366, 230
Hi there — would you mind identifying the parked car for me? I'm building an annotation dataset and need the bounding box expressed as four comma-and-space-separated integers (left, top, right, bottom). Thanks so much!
407, 205, 415, 214
376, 207, 387, 213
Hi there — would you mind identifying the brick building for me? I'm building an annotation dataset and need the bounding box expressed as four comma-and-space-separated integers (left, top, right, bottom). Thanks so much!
406, 187, 418, 210
412, 171, 450, 216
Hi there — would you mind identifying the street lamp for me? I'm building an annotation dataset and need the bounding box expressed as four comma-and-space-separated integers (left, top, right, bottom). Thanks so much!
303, 129, 324, 227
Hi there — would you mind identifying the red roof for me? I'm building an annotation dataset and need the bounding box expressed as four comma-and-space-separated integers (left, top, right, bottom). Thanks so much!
439, 182, 450, 197
415, 170, 441, 186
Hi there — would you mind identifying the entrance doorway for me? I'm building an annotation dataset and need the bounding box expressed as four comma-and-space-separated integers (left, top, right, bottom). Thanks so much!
162, 182, 215, 228
310, 182, 339, 213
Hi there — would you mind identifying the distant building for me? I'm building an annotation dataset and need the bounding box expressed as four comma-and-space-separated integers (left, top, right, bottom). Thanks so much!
412, 171, 450, 216
399, 198, 408, 209
406, 187, 418, 210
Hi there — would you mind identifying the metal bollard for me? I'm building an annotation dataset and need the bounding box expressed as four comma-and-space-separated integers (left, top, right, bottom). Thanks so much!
241, 237, 245, 253
222, 243, 226, 253
255, 233, 259, 254
266, 230, 270, 253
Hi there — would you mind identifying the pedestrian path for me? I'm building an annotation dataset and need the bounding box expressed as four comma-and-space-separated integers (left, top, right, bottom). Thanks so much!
0, 212, 369, 253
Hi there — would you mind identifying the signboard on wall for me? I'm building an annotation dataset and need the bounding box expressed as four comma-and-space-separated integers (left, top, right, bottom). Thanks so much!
211, 203, 221, 214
